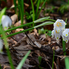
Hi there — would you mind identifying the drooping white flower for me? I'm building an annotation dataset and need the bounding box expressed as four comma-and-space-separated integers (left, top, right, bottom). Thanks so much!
0, 38, 3, 53
52, 19, 66, 43
52, 29, 61, 41
1, 15, 12, 30
54, 19, 66, 31
62, 29, 69, 43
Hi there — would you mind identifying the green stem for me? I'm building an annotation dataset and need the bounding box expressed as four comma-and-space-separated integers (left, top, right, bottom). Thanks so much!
31, 0, 35, 26
6, 48, 15, 69
7, 21, 54, 37
5, 22, 33, 32
21, 0, 24, 25
18, 0, 24, 25
7, 27, 34, 37
62, 40, 66, 55
68, 0, 69, 4
37, 0, 47, 19
0, 26, 14, 69
52, 49, 55, 69
0, 64, 1, 69
5, 18, 54, 32
13, 0, 17, 13
35, 0, 40, 19
31, 0, 35, 21
62, 18, 67, 55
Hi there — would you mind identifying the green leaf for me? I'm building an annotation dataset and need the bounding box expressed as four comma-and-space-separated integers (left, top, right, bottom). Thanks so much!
0, 7, 6, 23
47, 30, 52, 36
16, 50, 31, 69
38, 56, 42, 65
34, 16, 50, 23
13, 0, 17, 13
34, 21, 54, 28
65, 57, 69, 69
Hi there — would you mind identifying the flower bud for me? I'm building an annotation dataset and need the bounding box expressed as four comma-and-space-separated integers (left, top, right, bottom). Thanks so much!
1, 15, 12, 30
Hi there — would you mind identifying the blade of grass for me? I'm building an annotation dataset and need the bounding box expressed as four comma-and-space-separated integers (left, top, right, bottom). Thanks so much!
20, 0, 24, 25
68, 0, 69, 4
52, 49, 55, 69
7, 21, 54, 37
31, 0, 35, 27
7, 27, 34, 37
0, 26, 14, 69
0, 7, 6, 23
5, 16, 51, 32
65, 57, 69, 69
37, 0, 47, 19
5, 17, 54, 32
5, 22, 33, 32
13, 0, 17, 13
38, 56, 42, 65
35, 0, 40, 16
0, 8, 14, 69
34, 21, 54, 28
16, 50, 31, 69
0, 64, 1, 69
18, 0, 24, 25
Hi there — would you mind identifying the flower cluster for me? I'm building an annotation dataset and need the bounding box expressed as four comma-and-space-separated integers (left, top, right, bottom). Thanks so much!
52, 19, 69, 43
0, 15, 12, 53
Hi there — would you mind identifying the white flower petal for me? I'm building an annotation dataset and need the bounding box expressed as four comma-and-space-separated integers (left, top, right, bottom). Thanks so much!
52, 29, 61, 41
54, 19, 66, 31
1, 15, 12, 30
0, 38, 3, 53
63, 29, 69, 37
62, 29, 69, 43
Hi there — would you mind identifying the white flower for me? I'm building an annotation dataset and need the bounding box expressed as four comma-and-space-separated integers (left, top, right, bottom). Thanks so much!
62, 29, 69, 43
0, 38, 3, 53
1, 15, 12, 30
52, 29, 61, 41
54, 19, 66, 31
52, 19, 66, 43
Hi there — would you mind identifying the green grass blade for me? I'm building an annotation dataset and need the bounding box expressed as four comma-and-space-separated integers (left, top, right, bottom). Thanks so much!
0, 7, 6, 23
0, 26, 14, 69
34, 21, 54, 28
68, 0, 69, 4
13, 0, 17, 13
52, 49, 55, 69
34, 16, 50, 23
5, 16, 51, 32
16, 50, 31, 69
5, 22, 33, 32
35, 0, 40, 16
38, 56, 42, 65
0, 64, 1, 69
37, 0, 47, 19
62, 40, 66, 55
31, 0, 35, 21
21, 0, 24, 25
7, 27, 34, 37
7, 21, 54, 37
65, 57, 69, 69
18, 0, 24, 25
